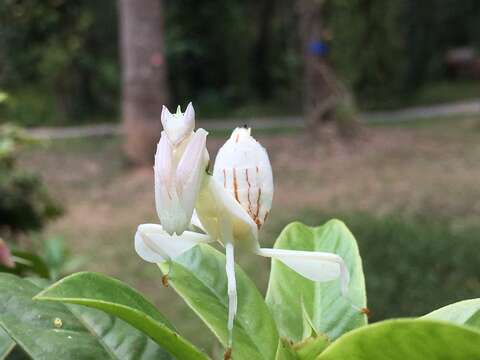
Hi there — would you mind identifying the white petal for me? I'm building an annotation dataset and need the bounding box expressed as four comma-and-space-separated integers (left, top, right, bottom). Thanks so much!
135, 224, 213, 263
257, 248, 349, 295
154, 132, 174, 211
154, 133, 188, 235
175, 128, 209, 228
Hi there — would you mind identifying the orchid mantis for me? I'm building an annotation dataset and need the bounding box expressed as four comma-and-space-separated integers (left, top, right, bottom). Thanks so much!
135, 103, 351, 350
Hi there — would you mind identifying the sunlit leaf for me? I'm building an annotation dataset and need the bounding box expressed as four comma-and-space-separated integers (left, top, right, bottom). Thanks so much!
318, 319, 480, 359
159, 244, 279, 360
293, 335, 329, 359
0, 273, 110, 359
266, 220, 367, 341
422, 298, 480, 330
35, 272, 209, 360
275, 339, 298, 360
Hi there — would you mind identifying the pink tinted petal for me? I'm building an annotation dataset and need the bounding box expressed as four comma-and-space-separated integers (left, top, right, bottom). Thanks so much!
0, 239, 14, 268
175, 128, 208, 225
154, 133, 174, 220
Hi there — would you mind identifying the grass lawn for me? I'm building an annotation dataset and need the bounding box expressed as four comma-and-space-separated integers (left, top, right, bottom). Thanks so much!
19, 114, 480, 354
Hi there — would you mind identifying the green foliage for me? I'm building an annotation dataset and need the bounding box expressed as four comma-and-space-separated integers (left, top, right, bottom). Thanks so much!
297, 212, 480, 322
317, 319, 480, 359
325, 0, 407, 108
325, 0, 480, 109
266, 220, 367, 342
0, 125, 36, 166
1, 220, 479, 358
275, 339, 298, 360
0, 327, 14, 359
158, 244, 279, 360
293, 336, 330, 359
0, 273, 174, 359
1, 0, 480, 122
275, 336, 336, 360
0, 250, 50, 279
0, 1, 119, 125
0, 172, 62, 234
422, 299, 480, 330
0, 125, 62, 235
35, 272, 209, 360
41, 236, 85, 281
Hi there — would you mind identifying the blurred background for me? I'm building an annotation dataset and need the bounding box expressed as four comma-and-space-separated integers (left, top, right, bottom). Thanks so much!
1, 0, 479, 355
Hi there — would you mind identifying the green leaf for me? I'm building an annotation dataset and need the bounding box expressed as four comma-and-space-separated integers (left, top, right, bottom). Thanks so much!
293, 335, 329, 359
317, 319, 480, 359
275, 339, 298, 360
275, 335, 330, 360
66, 304, 173, 360
0, 328, 14, 359
0, 250, 50, 279
159, 243, 279, 360
1, 273, 172, 359
422, 298, 480, 329
35, 272, 209, 360
0, 273, 111, 359
266, 220, 367, 342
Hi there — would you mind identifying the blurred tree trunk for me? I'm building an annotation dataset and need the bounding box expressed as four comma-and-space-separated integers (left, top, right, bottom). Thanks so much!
119, 0, 168, 165
297, 0, 358, 137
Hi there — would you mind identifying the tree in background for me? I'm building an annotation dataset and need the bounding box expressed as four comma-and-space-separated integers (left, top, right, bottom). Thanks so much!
0, 0, 479, 129
119, 0, 169, 165
0, 1, 119, 125
297, 0, 358, 136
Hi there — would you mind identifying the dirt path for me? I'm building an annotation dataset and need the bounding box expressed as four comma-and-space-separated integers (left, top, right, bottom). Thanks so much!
26, 99, 480, 140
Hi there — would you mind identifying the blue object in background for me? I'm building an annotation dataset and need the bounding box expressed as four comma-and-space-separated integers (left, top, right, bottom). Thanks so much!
309, 41, 329, 56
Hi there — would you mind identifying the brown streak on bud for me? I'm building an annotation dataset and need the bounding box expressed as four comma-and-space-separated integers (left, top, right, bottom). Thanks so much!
255, 188, 261, 219
233, 168, 240, 203
245, 169, 253, 216
161, 275, 169, 287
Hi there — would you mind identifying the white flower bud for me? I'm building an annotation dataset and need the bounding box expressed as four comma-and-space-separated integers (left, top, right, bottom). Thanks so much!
213, 127, 273, 230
